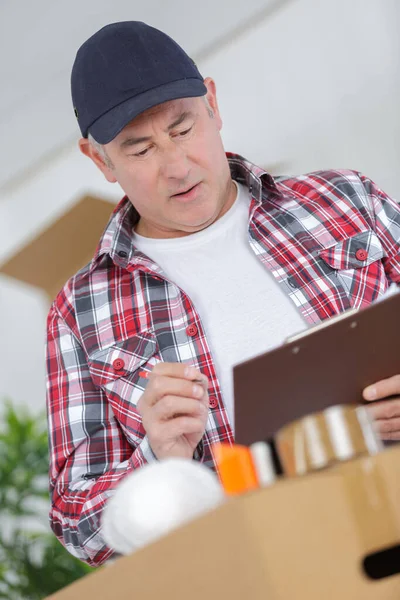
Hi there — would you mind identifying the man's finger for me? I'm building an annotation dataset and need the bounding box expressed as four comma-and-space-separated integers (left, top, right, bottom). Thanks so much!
161, 415, 207, 439
146, 375, 206, 407
365, 398, 400, 420
373, 417, 400, 439
363, 374, 400, 401
381, 432, 400, 441
143, 362, 204, 382
154, 395, 207, 421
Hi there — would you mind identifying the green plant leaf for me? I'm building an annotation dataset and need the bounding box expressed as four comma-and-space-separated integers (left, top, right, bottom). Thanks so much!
0, 400, 94, 598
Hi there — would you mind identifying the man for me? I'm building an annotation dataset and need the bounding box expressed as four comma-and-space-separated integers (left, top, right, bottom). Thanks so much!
46, 21, 400, 566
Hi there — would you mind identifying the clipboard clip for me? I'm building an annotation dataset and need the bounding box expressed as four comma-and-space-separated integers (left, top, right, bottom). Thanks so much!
285, 285, 399, 344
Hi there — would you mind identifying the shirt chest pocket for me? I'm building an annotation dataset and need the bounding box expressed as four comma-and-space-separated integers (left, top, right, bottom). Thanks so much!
87, 331, 158, 407
319, 230, 387, 305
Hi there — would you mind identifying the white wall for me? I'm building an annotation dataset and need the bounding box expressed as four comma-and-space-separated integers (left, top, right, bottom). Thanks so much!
1, 0, 399, 412
0, 0, 278, 190
0, 147, 121, 412
214, 0, 400, 196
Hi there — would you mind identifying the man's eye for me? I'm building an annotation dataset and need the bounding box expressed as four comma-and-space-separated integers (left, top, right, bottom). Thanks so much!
178, 127, 193, 137
134, 148, 150, 157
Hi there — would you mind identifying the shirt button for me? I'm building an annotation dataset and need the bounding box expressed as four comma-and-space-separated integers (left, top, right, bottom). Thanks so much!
113, 358, 125, 371
118, 250, 128, 258
186, 324, 198, 337
209, 396, 218, 409
287, 276, 298, 289
355, 248, 368, 261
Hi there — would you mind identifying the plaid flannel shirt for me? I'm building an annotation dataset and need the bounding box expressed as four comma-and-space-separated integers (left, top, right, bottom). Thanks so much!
46, 153, 400, 565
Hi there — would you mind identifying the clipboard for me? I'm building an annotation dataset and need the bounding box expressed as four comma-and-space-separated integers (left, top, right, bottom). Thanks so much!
233, 290, 400, 446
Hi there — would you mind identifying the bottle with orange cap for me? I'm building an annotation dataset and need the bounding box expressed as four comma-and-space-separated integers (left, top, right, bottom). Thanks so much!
213, 441, 276, 495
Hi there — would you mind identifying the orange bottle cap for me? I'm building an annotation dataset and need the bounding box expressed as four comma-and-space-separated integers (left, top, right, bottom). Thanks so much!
213, 443, 259, 495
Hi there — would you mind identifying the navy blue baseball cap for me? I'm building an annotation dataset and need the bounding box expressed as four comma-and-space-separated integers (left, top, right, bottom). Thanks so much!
71, 21, 207, 144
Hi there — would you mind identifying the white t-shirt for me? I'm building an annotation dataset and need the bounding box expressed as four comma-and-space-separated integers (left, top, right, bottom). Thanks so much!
132, 182, 305, 429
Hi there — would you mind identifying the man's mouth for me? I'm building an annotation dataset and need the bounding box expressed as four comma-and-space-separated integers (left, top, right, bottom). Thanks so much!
172, 183, 199, 198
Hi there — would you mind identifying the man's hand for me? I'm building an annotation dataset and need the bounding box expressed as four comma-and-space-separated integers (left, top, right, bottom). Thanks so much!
137, 363, 209, 460
363, 375, 400, 441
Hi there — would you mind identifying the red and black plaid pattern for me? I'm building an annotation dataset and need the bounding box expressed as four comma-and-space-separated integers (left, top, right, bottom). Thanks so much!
46, 153, 400, 565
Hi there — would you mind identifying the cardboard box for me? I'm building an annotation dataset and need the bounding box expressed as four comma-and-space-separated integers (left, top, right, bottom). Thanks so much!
47, 444, 400, 600
0, 195, 116, 301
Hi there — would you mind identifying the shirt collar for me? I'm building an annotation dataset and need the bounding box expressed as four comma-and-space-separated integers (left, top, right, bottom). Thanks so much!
89, 153, 279, 273
226, 152, 276, 205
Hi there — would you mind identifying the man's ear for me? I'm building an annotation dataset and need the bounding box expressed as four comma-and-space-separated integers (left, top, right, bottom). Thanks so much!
203, 77, 223, 131
79, 138, 117, 183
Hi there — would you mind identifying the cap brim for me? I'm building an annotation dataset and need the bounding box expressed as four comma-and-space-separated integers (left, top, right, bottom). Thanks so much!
89, 79, 207, 144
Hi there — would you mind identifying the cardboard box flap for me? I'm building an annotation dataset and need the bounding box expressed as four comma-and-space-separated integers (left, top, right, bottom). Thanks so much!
0, 195, 116, 300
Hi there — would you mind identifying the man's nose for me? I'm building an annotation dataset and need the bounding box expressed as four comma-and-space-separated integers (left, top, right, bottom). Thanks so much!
160, 142, 190, 181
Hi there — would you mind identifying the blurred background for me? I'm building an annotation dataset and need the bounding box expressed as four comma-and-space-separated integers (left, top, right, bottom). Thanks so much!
0, 0, 399, 596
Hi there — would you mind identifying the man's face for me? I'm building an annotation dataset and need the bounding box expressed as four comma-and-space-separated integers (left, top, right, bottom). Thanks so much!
82, 79, 235, 239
